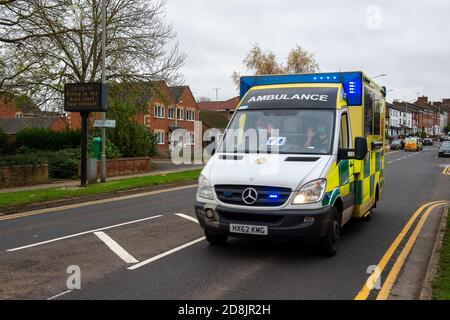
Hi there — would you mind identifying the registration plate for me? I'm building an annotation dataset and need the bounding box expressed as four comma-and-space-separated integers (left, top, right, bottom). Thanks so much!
229, 224, 268, 236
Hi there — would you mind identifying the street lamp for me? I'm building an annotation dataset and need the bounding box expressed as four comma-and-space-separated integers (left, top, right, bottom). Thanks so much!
100, 0, 107, 183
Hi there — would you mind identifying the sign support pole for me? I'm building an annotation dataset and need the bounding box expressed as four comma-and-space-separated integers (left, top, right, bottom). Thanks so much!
80, 112, 90, 187
100, 0, 107, 183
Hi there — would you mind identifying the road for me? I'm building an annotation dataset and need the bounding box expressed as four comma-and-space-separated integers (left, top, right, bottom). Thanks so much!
0, 146, 449, 300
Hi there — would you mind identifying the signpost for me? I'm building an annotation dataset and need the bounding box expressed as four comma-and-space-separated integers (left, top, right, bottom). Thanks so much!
94, 119, 116, 128
64, 83, 108, 187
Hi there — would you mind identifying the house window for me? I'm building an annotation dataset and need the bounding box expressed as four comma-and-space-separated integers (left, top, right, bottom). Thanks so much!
154, 105, 165, 118
186, 132, 195, 145
144, 114, 150, 126
155, 130, 165, 145
168, 107, 175, 119
186, 109, 195, 121
177, 108, 184, 120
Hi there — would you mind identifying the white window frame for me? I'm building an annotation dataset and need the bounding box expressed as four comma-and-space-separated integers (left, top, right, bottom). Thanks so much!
144, 114, 150, 126
177, 107, 184, 120
154, 104, 165, 119
186, 109, 195, 121
168, 106, 175, 119
155, 130, 165, 145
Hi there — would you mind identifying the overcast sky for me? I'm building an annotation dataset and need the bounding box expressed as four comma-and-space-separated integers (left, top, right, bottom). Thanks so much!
166, 0, 450, 103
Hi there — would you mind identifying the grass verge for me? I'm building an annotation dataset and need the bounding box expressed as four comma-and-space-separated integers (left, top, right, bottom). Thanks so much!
0, 169, 201, 210
432, 208, 450, 299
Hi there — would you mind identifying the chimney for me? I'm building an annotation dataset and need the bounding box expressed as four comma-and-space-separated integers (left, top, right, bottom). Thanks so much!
417, 96, 428, 104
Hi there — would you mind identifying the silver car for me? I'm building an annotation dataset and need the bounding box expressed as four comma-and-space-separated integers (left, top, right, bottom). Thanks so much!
438, 141, 450, 157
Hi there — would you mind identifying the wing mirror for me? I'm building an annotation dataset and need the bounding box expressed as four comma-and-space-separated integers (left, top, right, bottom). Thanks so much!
354, 137, 368, 160
338, 137, 368, 161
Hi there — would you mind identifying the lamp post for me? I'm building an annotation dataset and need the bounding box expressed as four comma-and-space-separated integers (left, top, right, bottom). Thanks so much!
213, 88, 220, 111
100, 0, 107, 183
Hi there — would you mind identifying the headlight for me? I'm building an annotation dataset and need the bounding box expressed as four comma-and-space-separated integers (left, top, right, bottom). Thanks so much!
197, 175, 214, 200
292, 179, 327, 204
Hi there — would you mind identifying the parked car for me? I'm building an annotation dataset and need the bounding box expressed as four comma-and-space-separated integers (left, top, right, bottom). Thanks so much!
423, 138, 433, 146
438, 141, 450, 157
390, 140, 402, 150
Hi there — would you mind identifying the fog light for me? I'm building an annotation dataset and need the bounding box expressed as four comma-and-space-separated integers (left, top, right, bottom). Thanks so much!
205, 209, 214, 219
303, 217, 315, 223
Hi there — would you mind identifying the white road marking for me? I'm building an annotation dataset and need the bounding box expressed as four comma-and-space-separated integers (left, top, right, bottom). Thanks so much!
94, 231, 139, 264
47, 289, 72, 300
6, 215, 163, 252
175, 213, 199, 224
387, 161, 393, 164
128, 237, 205, 270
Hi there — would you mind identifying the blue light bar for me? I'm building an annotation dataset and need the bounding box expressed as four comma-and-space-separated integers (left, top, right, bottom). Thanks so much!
240, 72, 363, 106
268, 193, 279, 200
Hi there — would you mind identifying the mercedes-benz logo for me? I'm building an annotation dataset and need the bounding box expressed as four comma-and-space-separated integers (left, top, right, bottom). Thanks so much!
242, 187, 258, 205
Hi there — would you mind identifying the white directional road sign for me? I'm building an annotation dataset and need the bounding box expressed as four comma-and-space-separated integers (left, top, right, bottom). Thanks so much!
94, 119, 116, 128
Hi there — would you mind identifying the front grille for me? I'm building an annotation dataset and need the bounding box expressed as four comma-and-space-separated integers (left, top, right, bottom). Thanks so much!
215, 185, 291, 207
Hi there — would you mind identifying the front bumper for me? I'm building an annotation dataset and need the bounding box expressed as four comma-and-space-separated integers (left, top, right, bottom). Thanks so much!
194, 202, 336, 242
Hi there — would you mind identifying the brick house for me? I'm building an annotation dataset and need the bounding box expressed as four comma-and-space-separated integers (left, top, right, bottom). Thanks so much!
0, 93, 69, 133
414, 96, 445, 135
167, 85, 200, 152
0, 93, 42, 118
141, 83, 200, 156
197, 96, 240, 119
110, 82, 200, 157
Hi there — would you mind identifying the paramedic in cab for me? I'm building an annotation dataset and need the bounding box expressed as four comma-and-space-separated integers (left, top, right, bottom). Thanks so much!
303, 119, 330, 152
256, 117, 275, 137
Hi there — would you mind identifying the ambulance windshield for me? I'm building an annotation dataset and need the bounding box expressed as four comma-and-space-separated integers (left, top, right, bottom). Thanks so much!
218, 109, 335, 155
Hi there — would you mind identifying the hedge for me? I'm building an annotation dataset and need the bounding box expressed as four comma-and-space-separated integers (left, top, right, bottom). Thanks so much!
15, 128, 81, 151
0, 127, 6, 153
0, 148, 80, 179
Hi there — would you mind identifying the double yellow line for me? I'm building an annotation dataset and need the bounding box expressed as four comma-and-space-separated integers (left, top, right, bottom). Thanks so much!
443, 166, 450, 176
354, 200, 447, 300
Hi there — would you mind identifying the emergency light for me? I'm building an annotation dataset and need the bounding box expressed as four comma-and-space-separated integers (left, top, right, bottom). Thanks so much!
240, 72, 364, 106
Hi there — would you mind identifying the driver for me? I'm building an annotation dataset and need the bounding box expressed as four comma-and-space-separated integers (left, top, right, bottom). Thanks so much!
303, 119, 330, 152
256, 118, 274, 136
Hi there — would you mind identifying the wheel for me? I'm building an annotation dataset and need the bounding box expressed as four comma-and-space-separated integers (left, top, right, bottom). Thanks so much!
318, 213, 340, 257
204, 230, 228, 245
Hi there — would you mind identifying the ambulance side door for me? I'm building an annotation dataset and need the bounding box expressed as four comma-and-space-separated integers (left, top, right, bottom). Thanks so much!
338, 109, 354, 225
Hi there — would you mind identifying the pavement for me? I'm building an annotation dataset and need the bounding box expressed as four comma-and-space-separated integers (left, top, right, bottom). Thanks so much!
0, 161, 203, 194
0, 146, 449, 300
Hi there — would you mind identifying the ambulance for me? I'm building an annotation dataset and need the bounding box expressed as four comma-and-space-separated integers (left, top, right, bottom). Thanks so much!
195, 72, 386, 256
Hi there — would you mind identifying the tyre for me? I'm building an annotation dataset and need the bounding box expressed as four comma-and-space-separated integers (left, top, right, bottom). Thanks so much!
204, 230, 228, 245
318, 213, 340, 257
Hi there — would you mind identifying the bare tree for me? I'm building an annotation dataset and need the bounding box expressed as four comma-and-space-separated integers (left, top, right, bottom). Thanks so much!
0, 0, 185, 111
232, 43, 319, 89
285, 45, 319, 74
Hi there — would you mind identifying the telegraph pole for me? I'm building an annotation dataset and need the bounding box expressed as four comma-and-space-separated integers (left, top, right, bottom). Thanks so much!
100, 0, 107, 183
213, 88, 220, 111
